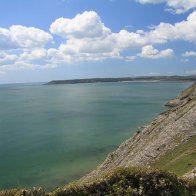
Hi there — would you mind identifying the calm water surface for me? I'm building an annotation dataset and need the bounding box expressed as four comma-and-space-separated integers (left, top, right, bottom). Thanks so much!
0, 82, 191, 190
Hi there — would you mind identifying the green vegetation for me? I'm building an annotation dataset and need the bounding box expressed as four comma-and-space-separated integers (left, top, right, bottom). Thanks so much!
53, 168, 195, 196
1, 168, 195, 196
152, 135, 196, 176
179, 82, 196, 100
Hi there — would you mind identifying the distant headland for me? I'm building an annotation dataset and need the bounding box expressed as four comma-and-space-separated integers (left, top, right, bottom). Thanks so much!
46, 75, 196, 85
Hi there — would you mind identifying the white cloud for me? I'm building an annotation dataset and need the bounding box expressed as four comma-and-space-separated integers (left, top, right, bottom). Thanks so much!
49, 11, 152, 63
0, 28, 17, 50
49, 11, 196, 63
0, 52, 17, 65
50, 11, 111, 38
136, 0, 196, 14
186, 69, 196, 74
124, 56, 136, 62
0, 61, 38, 72
47, 28, 148, 64
0, 25, 52, 50
48, 43, 121, 64
114, 30, 147, 49
146, 11, 196, 43
20, 48, 47, 61
1, 10, 196, 73
0, 49, 51, 73
137, 0, 164, 4
139, 45, 173, 58
59, 37, 116, 54
182, 51, 196, 57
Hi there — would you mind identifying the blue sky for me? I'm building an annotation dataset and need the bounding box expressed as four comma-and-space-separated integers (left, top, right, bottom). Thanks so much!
0, 0, 195, 83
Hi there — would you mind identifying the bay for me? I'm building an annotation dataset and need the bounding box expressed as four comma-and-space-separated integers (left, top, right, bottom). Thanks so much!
0, 81, 191, 190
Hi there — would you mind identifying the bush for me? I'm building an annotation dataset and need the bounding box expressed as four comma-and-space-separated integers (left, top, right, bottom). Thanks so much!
52, 167, 196, 196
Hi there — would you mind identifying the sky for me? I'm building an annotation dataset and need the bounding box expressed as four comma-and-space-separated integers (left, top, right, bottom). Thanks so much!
0, 0, 195, 83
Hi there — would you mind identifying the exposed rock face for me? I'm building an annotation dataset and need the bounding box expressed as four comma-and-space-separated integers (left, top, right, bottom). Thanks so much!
183, 167, 196, 179
82, 82, 196, 182
165, 82, 196, 107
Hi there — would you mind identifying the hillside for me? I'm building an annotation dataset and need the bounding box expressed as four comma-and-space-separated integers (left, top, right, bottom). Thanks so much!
81, 82, 196, 182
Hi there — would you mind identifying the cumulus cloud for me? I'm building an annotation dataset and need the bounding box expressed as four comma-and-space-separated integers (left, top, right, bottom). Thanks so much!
139, 45, 173, 58
182, 51, 196, 57
1, 10, 196, 73
146, 11, 196, 43
20, 48, 47, 61
136, 0, 196, 14
0, 49, 51, 73
0, 52, 18, 65
49, 10, 196, 62
50, 11, 111, 38
0, 25, 52, 50
47, 44, 121, 64
0, 25, 53, 72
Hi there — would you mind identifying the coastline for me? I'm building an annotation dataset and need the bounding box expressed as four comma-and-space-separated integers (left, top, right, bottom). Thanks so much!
81, 82, 196, 183
0, 82, 195, 195
46, 76, 196, 85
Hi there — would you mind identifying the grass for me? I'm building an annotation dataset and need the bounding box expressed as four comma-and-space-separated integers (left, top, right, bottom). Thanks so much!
180, 83, 195, 100
152, 135, 196, 176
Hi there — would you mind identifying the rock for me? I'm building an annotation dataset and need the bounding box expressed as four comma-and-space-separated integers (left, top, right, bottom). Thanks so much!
183, 167, 196, 179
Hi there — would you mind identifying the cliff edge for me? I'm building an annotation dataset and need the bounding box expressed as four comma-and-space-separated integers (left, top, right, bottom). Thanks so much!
81, 82, 196, 182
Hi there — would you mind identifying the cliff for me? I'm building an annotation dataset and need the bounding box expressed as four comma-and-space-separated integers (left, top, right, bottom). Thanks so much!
81, 82, 196, 182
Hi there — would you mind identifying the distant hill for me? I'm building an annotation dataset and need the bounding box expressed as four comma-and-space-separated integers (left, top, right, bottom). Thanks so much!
46, 75, 196, 85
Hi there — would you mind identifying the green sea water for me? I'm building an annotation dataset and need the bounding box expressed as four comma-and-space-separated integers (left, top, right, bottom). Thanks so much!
0, 81, 191, 190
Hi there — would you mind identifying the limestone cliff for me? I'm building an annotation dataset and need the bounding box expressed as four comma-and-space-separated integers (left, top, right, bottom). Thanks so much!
82, 82, 196, 182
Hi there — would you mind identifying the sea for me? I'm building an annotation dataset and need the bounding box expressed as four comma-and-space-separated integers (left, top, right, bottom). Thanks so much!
0, 81, 191, 190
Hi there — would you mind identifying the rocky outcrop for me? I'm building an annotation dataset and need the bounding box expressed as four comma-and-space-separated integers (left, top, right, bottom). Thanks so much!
165, 82, 196, 107
82, 82, 196, 182
183, 167, 196, 180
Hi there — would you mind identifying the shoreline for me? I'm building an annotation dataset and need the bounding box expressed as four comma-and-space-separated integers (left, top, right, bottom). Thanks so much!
46, 75, 196, 85
81, 82, 196, 183
0, 82, 195, 195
